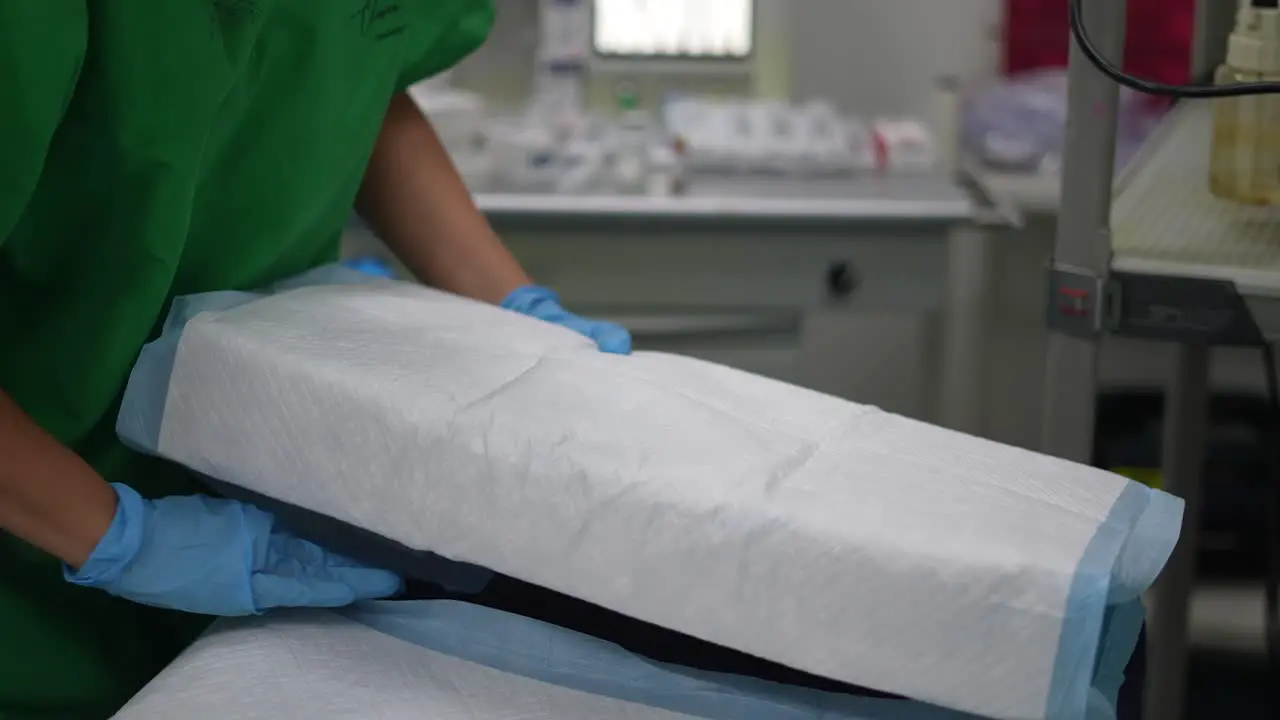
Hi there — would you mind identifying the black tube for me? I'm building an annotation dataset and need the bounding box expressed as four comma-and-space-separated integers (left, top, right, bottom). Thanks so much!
1069, 0, 1280, 97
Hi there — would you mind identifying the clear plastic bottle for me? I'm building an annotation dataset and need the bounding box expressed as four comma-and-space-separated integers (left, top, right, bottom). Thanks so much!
1209, 0, 1280, 205
610, 90, 653, 195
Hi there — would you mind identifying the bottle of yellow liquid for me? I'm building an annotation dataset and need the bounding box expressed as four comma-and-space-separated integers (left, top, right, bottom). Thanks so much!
1210, 0, 1280, 205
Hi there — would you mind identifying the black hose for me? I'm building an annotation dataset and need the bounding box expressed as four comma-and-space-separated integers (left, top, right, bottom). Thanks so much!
1069, 0, 1280, 97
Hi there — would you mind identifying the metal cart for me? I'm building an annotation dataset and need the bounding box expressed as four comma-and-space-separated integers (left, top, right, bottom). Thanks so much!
1045, 2, 1278, 719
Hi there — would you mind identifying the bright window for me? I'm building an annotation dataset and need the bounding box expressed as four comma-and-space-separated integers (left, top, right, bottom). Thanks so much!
592, 0, 754, 59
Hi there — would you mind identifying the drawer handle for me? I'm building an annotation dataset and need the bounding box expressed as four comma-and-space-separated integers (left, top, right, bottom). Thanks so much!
826, 262, 859, 299
601, 313, 801, 339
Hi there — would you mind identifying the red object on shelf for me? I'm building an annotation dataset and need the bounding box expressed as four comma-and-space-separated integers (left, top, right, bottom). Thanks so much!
1004, 0, 1196, 86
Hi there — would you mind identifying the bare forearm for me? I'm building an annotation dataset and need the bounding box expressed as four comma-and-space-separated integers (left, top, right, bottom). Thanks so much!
356, 93, 530, 304
0, 389, 115, 568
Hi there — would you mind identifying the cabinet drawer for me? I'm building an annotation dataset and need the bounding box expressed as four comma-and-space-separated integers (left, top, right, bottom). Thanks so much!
659, 345, 801, 384
599, 310, 802, 384
343, 218, 950, 314
497, 224, 948, 314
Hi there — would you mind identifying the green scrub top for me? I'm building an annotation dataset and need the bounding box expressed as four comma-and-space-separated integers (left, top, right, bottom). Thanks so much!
0, 1, 493, 717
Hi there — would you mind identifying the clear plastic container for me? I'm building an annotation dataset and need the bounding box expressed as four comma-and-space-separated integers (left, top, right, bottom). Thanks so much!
1209, 65, 1280, 205
610, 91, 653, 194
1209, 2, 1280, 205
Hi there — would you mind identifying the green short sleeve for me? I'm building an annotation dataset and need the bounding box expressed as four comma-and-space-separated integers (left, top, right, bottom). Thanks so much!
397, 0, 494, 91
0, 1, 87, 247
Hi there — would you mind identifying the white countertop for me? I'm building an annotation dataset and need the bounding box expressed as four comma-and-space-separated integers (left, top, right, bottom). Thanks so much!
967, 167, 1063, 215
473, 175, 973, 223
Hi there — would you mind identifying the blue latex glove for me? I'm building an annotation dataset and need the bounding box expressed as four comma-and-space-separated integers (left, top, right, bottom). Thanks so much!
65, 483, 403, 616
501, 285, 632, 354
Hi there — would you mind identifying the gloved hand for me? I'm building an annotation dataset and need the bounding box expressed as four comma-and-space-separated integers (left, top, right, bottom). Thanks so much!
64, 483, 403, 616
501, 285, 632, 354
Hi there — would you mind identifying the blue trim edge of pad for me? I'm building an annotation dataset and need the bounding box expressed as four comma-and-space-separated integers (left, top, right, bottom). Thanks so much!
1046, 482, 1183, 719
342, 600, 975, 720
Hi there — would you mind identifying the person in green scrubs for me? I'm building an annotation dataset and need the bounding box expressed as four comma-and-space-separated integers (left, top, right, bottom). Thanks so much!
0, 2, 631, 718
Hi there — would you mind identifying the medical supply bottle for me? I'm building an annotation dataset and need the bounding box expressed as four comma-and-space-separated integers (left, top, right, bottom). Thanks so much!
612, 89, 653, 194
1209, 0, 1280, 205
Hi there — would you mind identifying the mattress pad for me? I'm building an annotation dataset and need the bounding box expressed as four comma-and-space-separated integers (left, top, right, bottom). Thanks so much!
114, 605, 698, 720
117, 266, 1181, 720
113, 600, 979, 720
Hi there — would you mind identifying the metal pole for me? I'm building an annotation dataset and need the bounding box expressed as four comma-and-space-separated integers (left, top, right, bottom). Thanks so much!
935, 75, 992, 435
940, 224, 989, 435
1191, 0, 1236, 81
1040, 0, 1127, 461
1144, 343, 1210, 720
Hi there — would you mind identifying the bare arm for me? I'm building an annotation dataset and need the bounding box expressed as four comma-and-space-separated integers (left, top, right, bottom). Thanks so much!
0, 389, 116, 568
0, 4, 111, 569
356, 93, 530, 304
